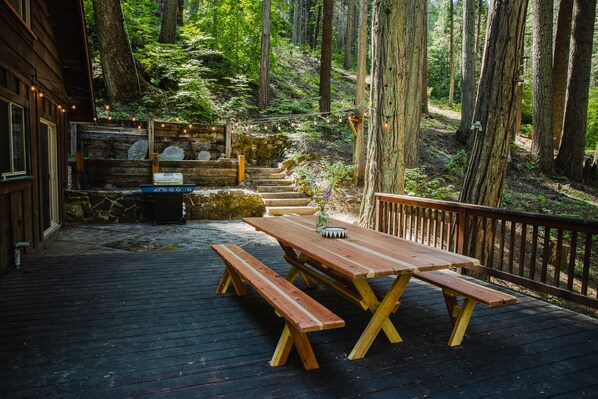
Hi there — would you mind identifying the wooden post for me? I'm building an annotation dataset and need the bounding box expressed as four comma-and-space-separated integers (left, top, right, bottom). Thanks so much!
69, 123, 77, 158
238, 154, 245, 184
225, 121, 232, 158
151, 153, 160, 184
148, 116, 155, 156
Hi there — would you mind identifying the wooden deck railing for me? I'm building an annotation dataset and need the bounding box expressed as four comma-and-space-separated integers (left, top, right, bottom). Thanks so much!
374, 193, 598, 309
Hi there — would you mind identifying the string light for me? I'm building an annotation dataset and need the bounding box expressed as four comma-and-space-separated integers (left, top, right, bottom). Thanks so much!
30, 85, 36, 91
71, 104, 76, 110
132, 116, 136, 122
188, 123, 193, 128
161, 123, 165, 128
38, 92, 44, 98
104, 105, 110, 111
107, 115, 112, 120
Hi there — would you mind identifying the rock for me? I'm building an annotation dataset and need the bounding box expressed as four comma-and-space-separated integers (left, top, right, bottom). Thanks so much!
128, 139, 148, 160
197, 150, 211, 161
161, 146, 185, 160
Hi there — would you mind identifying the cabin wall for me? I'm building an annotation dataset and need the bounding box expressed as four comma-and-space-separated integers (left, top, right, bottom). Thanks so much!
0, 0, 74, 274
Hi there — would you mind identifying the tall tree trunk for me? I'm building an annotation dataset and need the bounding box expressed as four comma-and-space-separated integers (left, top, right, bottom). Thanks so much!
456, 0, 475, 144
292, 0, 302, 46
552, 0, 573, 150
460, 0, 528, 208
460, 0, 528, 263
159, 0, 178, 44
344, 0, 355, 69
555, 0, 597, 180
258, 0, 272, 110
403, 0, 425, 168
353, 0, 368, 185
448, 0, 455, 108
177, 0, 184, 25
422, 0, 429, 115
475, 0, 483, 80
312, 2, 322, 49
92, 0, 141, 102
531, 0, 554, 173
212, 0, 218, 41
359, 0, 406, 228
319, 0, 333, 114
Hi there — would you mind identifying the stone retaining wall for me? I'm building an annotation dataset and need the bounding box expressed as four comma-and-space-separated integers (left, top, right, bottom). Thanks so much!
65, 189, 265, 224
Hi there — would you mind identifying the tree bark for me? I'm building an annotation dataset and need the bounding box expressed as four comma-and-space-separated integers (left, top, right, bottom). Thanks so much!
552, 0, 573, 150
353, 0, 368, 185
92, 0, 141, 102
403, 0, 425, 168
448, 0, 455, 108
555, 0, 597, 180
531, 0, 554, 173
475, 0, 484, 80
456, 0, 475, 144
344, 0, 355, 69
258, 0, 272, 110
359, 0, 406, 228
312, 2, 321, 49
319, 0, 333, 114
460, 0, 528, 208
421, 0, 429, 115
177, 0, 184, 26
159, 0, 178, 44
292, 0, 302, 46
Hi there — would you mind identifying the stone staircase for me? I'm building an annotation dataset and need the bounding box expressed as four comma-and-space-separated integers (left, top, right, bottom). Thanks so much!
246, 166, 317, 216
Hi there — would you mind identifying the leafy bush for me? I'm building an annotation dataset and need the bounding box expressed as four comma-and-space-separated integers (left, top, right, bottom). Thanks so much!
587, 88, 598, 150
405, 168, 458, 200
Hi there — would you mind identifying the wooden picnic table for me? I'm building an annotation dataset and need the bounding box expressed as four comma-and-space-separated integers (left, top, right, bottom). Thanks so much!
243, 215, 481, 360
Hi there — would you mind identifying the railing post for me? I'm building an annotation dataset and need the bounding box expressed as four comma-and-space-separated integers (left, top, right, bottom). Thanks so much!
374, 194, 381, 231
457, 208, 467, 255
238, 154, 245, 184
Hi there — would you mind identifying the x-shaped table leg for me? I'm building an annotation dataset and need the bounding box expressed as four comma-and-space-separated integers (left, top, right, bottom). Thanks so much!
348, 274, 412, 360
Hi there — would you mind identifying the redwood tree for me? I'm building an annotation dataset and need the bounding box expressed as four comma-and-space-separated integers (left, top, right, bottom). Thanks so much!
319, 0, 334, 114
92, 0, 141, 102
359, 0, 406, 228
159, 0, 178, 44
258, 0, 272, 109
531, 0, 553, 173
555, 0, 597, 180
353, 0, 368, 185
460, 0, 528, 208
457, 0, 475, 145
552, 0, 573, 150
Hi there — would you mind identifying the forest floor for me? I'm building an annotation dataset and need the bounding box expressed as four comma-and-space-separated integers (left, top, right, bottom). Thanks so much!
298, 104, 598, 224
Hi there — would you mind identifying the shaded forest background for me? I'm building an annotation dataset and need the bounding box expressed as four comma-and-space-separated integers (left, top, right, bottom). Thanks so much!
83, 0, 598, 221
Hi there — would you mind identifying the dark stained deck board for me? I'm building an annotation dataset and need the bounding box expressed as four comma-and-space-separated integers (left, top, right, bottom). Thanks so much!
0, 246, 596, 398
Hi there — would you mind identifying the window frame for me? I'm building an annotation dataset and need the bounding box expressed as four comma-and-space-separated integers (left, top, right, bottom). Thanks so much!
5, 0, 30, 26
1, 97, 29, 179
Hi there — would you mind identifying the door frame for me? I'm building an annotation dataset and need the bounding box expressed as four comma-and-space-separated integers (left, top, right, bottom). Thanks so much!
40, 118, 60, 237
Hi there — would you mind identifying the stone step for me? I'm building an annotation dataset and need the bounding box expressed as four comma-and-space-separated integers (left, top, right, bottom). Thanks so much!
266, 206, 318, 216
263, 198, 312, 207
246, 172, 287, 180
259, 192, 307, 199
256, 185, 294, 193
253, 179, 293, 186
246, 166, 283, 174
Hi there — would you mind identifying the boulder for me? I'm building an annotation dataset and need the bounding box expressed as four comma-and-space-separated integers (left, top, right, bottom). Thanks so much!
161, 146, 185, 160
197, 150, 211, 161
127, 139, 148, 160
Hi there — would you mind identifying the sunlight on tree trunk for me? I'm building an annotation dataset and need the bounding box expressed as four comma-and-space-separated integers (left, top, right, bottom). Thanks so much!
258, 0, 272, 110
359, 0, 406, 228
448, 0, 455, 109
531, 0, 553, 173
353, 0, 368, 185
555, 0, 597, 181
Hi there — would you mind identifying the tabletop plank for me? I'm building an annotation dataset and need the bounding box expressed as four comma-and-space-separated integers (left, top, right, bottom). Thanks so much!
243, 216, 479, 279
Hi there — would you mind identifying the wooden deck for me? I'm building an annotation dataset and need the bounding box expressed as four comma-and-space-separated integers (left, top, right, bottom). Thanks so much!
1, 245, 597, 398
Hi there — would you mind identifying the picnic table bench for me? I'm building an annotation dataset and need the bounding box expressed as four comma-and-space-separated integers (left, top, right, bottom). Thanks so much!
414, 270, 518, 346
212, 243, 345, 370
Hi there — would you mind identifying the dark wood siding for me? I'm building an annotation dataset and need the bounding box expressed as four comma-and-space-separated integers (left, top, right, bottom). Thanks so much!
0, 0, 92, 274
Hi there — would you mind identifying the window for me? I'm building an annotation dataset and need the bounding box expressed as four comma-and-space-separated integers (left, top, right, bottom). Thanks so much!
1, 99, 28, 178
6, 0, 30, 26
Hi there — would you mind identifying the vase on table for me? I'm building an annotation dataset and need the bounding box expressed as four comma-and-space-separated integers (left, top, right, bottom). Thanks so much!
315, 204, 328, 232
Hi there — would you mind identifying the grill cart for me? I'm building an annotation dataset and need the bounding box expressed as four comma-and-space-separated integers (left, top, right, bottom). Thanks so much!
140, 173, 196, 225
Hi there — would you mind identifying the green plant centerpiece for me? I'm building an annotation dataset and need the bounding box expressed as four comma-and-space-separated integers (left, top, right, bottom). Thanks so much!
295, 168, 334, 232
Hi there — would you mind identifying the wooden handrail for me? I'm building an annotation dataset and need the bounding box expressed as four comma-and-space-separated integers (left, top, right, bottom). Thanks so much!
374, 193, 598, 310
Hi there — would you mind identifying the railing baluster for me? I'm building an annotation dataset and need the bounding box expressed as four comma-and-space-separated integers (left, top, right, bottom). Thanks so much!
541, 227, 550, 284
487, 218, 497, 268
440, 211, 446, 250
554, 229, 564, 288
567, 232, 578, 292
433, 209, 439, 248
582, 233, 591, 296
508, 221, 516, 274
499, 219, 506, 271
426, 208, 432, 245
447, 212, 454, 252
519, 223, 527, 277
529, 225, 538, 281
